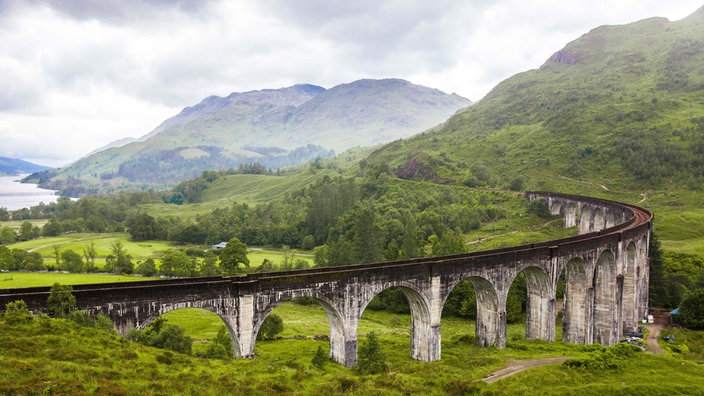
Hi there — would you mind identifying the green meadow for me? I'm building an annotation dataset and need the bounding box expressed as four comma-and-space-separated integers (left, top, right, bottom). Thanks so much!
2, 302, 704, 395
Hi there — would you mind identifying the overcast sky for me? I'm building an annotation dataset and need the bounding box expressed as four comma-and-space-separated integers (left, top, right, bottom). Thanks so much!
1, 0, 701, 167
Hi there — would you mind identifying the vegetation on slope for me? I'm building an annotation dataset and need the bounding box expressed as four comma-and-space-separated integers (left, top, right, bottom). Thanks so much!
366, 9, 704, 194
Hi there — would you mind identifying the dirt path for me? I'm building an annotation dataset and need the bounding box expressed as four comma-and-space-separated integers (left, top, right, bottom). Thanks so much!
646, 323, 665, 354
645, 308, 670, 355
481, 357, 570, 383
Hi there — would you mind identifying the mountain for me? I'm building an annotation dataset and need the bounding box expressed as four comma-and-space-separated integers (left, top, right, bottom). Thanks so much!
34, 79, 470, 195
366, 8, 704, 195
0, 156, 49, 176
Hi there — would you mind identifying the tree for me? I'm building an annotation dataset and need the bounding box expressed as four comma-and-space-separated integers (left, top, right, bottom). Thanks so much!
19, 221, 34, 241
357, 332, 387, 374
128, 212, 161, 241
219, 237, 249, 275
53, 245, 61, 269
136, 258, 158, 277
430, 230, 466, 256
351, 207, 384, 263
47, 283, 76, 318
160, 249, 195, 277
23, 252, 44, 271
257, 313, 284, 340
679, 288, 704, 329
83, 241, 97, 272
648, 234, 667, 307
108, 241, 133, 274
199, 251, 220, 276
0, 226, 16, 244
61, 250, 84, 273
0, 246, 15, 271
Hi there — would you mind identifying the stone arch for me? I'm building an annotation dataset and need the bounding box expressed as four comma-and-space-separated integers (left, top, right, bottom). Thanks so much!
579, 205, 592, 234
253, 294, 346, 364
359, 284, 436, 362
593, 208, 605, 232
564, 202, 578, 228
561, 257, 588, 343
621, 242, 638, 332
593, 250, 619, 345
139, 306, 242, 358
517, 266, 554, 341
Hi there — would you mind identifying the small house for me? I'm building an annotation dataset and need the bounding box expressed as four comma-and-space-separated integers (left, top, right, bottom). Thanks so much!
212, 242, 228, 250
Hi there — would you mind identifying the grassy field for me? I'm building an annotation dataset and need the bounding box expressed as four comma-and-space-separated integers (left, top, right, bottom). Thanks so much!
141, 170, 336, 219
2, 302, 703, 395
9, 233, 173, 260
0, 272, 158, 289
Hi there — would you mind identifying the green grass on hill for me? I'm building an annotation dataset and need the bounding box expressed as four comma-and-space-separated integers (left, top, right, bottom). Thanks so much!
143, 169, 337, 218
2, 303, 703, 394
0, 272, 157, 289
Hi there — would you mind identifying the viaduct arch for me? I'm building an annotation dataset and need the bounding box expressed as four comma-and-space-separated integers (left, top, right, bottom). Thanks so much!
0, 192, 653, 368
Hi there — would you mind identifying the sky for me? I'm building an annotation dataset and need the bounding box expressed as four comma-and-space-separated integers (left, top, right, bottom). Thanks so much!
1, 0, 702, 167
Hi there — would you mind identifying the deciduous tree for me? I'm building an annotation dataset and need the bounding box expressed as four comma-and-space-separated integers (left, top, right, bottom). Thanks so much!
219, 237, 249, 275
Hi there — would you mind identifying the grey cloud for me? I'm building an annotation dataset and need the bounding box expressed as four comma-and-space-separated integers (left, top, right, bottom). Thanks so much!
27, 0, 217, 24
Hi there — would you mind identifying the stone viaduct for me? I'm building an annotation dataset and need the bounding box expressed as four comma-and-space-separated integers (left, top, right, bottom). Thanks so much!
0, 192, 652, 368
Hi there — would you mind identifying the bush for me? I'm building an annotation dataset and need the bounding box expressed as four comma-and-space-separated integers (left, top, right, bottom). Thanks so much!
356, 332, 387, 375
127, 317, 192, 355
4, 300, 33, 325
562, 343, 641, 372
47, 283, 75, 318
257, 314, 284, 340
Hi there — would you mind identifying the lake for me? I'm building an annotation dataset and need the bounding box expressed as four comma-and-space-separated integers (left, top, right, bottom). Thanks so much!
0, 175, 60, 210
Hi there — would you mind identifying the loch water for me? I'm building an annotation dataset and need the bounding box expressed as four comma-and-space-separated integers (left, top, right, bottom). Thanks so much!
0, 175, 59, 210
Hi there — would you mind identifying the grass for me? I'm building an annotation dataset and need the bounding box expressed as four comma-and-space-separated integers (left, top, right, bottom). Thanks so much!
2, 304, 703, 395
0, 272, 158, 289
8, 233, 175, 264
141, 170, 336, 219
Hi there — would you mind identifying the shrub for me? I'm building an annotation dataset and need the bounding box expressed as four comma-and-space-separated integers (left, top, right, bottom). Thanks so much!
356, 332, 387, 375
257, 314, 284, 340
4, 300, 32, 325
47, 283, 75, 318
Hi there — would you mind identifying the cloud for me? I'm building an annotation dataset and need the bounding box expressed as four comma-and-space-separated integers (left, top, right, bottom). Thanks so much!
0, 0, 701, 166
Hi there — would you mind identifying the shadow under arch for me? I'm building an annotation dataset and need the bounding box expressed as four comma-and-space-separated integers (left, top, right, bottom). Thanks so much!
561, 257, 589, 343
593, 249, 619, 345
443, 276, 501, 347
359, 284, 436, 362
253, 294, 347, 364
519, 266, 554, 341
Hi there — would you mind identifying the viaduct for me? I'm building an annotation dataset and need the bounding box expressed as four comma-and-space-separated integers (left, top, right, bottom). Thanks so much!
0, 192, 653, 368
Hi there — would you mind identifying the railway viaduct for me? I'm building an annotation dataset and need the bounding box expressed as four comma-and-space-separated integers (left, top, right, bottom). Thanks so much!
0, 192, 653, 368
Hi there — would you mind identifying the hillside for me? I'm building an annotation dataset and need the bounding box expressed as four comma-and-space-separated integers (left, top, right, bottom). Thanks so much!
33, 79, 470, 196
0, 156, 48, 176
366, 8, 704, 197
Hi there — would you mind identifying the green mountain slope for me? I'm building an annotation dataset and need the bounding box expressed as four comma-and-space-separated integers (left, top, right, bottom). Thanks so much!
367, 8, 704, 197
35, 79, 470, 196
